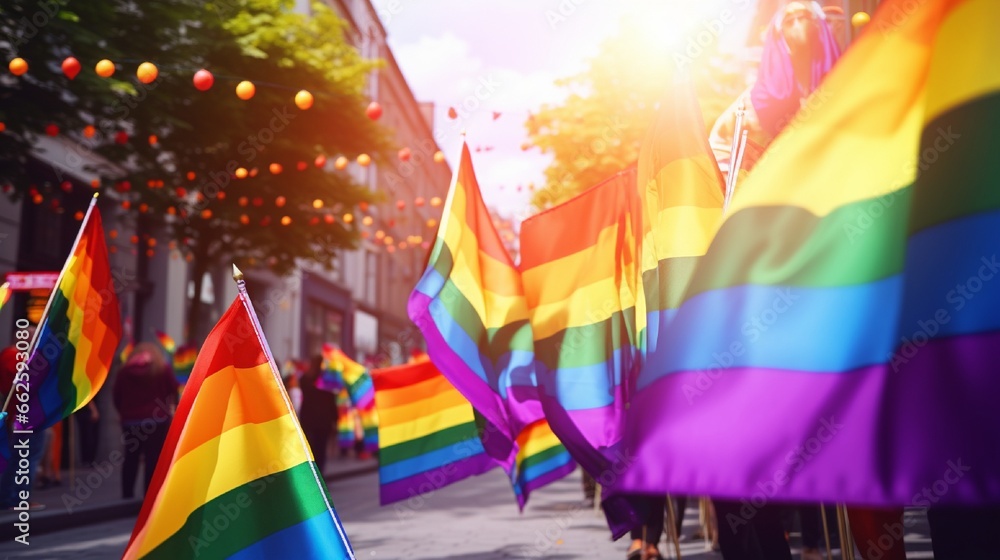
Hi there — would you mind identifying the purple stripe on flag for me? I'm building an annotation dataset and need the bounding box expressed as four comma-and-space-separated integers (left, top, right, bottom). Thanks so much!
409, 291, 517, 471
379, 452, 498, 506
618, 331, 1000, 506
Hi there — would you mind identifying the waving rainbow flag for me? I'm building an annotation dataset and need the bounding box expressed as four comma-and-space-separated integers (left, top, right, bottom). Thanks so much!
409, 142, 537, 472
124, 287, 353, 559
409, 143, 574, 506
620, 0, 1000, 507
172, 345, 197, 387
373, 358, 496, 505
154, 330, 176, 355
519, 169, 642, 478
321, 346, 378, 453
18, 199, 121, 431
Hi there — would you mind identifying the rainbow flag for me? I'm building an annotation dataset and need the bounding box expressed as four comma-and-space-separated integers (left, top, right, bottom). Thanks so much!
120, 317, 134, 364
511, 420, 574, 506
0, 282, 11, 313
321, 346, 378, 453
336, 389, 356, 451
172, 346, 197, 386
372, 359, 496, 505
619, 0, 1000, 507
321, 345, 374, 409
18, 201, 121, 431
519, 169, 642, 479
409, 142, 537, 474
123, 290, 353, 559
154, 330, 176, 355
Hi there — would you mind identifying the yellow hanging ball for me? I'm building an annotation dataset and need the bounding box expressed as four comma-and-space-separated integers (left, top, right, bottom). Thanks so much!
295, 90, 314, 110
357, 153, 371, 167
136, 62, 158, 84
851, 11, 870, 28
236, 80, 256, 100
95, 59, 115, 78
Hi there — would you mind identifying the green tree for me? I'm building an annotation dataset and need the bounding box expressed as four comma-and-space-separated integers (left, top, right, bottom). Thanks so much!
526, 16, 744, 210
1, 0, 391, 338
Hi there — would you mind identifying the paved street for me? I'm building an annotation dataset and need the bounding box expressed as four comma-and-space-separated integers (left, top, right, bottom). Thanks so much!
0, 469, 939, 559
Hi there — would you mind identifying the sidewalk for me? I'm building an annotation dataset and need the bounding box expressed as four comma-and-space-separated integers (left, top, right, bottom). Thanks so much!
0, 453, 377, 540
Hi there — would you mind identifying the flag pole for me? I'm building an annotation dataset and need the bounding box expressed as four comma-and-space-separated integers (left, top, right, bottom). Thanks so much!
232, 265, 357, 560
724, 130, 749, 215
820, 503, 833, 560
664, 495, 682, 559
1, 194, 100, 416
722, 103, 746, 213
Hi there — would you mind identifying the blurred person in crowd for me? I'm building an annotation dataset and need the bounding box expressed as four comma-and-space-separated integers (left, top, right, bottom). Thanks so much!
74, 400, 100, 465
0, 343, 48, 509
113, 342, 177, 499
625, 496, 666, 560
299, 355, 337, 473
709, 1, 841, 178
36, 421, 62, 489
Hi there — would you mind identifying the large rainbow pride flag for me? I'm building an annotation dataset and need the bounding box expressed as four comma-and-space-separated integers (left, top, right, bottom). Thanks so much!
519, 169, 642, 478
409, 143, 574, 506
18, 199, 121, 431
373, 358, 496, 506
124, 288, 353, 559
619, 0, 1000, 507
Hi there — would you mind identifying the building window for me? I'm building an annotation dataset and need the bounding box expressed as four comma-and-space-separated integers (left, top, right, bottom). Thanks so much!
304, 302, 343, 359
365, 251, 378, 306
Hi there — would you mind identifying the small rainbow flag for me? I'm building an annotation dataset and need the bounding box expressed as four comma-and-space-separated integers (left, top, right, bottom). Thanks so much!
322, 345, 378, 453
172, 346, 197, 386
0, 282, 11, 313
123, 288, 353, 559
154, 330, 176, 355
19, 200, 121, 431
336, 389, 355, 451
320, 345, 374, 409
120, 317, 134, 364
511, 420, 574, 506
373, 358, 496, 505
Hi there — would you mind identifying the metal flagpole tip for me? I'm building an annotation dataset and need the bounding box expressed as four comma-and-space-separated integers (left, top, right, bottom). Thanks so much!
232, 264, 244, 283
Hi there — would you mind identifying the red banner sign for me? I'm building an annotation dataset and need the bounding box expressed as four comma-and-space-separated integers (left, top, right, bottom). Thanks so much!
5, 272, 59, 291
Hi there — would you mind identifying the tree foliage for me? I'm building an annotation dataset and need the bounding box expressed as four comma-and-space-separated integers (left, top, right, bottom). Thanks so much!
1, 0, 391, 335
526, 17, 745, 210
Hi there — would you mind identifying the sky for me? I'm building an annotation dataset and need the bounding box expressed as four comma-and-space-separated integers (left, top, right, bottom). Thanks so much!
372, 0, 759, 220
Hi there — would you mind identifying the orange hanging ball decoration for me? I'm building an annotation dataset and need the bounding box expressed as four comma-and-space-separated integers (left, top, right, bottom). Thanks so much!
851, 11, 870, 27
361, 215, 373, 226
95, 59, 115, 78
414, 197, 425, 207
334, 156, 348, 171
62, 57, 81, 80
235, 167, 248, 179
314, 154, 327, 168
281, 216, 292, 226
357, 153, 371, 167
295, 90, 314, 110
430, 196, 443, 207
193, 69, 214, 91
324, 214, 335, 224
398, 147, 411, 162
8, 58, 28, 76
236, 80, 255, 100
275, 196, 286, 207
136, 62, 158, 84
343, 213, 354, 223
269, 163, 283, 175
366, 101, 382, 120
148, 135, 158, 146
433, 151, 445, 163
426, 218, 437, 228
396, 200, 406, 210
358, 201, 369, 212
83, 125, 96, 138
240, 214, 250, 225
201, 209, 213, 219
